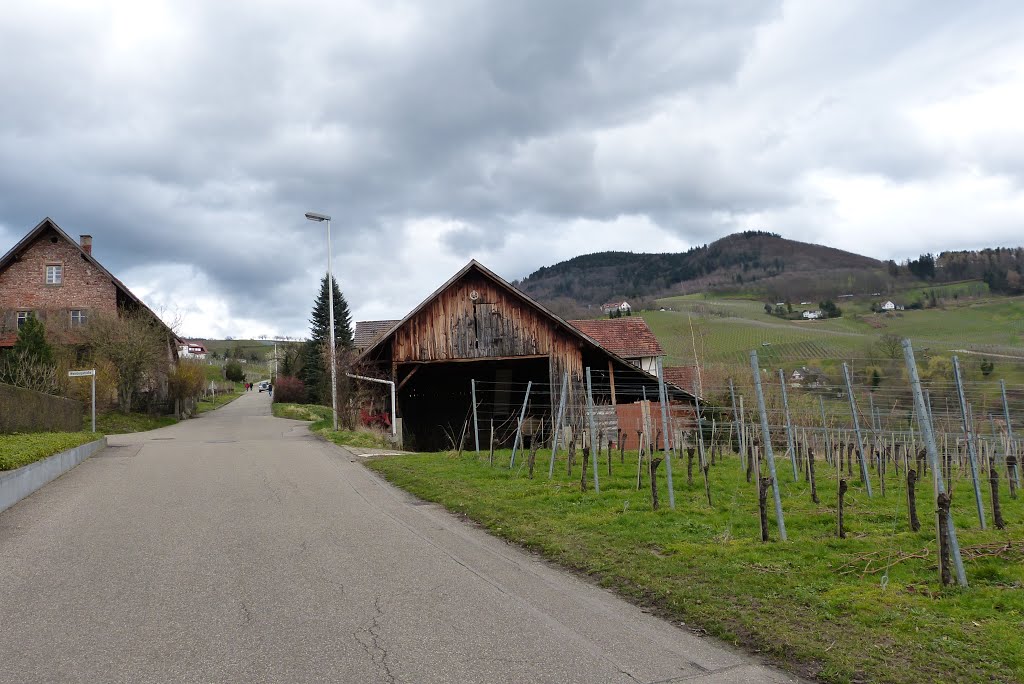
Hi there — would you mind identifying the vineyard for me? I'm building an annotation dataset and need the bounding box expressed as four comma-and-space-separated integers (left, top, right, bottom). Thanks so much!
366, 330, 1024, 684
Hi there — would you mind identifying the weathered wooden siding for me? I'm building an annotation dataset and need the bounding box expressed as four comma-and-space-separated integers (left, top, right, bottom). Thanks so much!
392, 271, 584, 376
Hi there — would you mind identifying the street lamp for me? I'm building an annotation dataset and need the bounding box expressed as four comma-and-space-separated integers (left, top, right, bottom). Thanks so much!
305, 211, 338, 431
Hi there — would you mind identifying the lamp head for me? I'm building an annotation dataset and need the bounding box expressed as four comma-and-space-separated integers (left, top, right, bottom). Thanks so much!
304, 211, 331, 222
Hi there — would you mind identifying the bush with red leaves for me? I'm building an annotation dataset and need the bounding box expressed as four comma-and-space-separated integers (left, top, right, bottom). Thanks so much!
273, 376, 307, 404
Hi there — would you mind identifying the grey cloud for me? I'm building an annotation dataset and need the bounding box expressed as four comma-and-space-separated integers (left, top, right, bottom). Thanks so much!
1, 0, 1022, 336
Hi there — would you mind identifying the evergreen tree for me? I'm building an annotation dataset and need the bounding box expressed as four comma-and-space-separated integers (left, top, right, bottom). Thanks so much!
13, 315, 54, 367
299, 274, 354, 404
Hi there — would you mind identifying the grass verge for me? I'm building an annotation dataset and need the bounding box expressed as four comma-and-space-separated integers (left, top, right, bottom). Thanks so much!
196, 388, 245, 414
0, 432, 101, 471
367, 449, 1024, 684
273, 402, 394, 449
94, 412, 177, 434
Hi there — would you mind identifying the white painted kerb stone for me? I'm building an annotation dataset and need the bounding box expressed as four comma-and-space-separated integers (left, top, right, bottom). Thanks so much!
0, 437, 107, 514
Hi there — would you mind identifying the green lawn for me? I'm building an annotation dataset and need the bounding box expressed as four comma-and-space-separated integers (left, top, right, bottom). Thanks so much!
368, 448, 1024, 684
94, 412, 177, 434
272, 402, 394, 449
196, 387, 245, 414
0, 432, 101, 471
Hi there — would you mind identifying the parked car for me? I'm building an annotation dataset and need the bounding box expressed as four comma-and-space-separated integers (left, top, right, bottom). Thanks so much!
258, 381, 270, 392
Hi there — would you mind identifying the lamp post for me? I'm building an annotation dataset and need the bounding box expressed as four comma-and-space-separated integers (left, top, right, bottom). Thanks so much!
305, 211, 338, 431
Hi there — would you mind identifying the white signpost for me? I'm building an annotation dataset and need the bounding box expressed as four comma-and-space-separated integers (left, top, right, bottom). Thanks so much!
68, 369, 97, 432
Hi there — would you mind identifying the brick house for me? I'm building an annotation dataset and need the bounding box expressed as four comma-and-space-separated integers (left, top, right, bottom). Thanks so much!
0, 217, 179, 401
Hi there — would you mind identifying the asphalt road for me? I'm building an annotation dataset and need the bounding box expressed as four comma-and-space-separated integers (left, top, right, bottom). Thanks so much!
0, 391, 801, 683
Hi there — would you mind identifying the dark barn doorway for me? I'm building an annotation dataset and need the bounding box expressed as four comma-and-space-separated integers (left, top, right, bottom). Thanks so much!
398, 357, 551, 452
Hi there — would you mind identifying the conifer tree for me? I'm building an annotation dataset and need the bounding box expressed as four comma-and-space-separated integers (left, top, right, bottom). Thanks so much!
299, 274, 353, 404
13, 315, 54, 367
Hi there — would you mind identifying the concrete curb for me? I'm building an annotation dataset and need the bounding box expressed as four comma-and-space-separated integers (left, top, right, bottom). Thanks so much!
0, 437, 108, 514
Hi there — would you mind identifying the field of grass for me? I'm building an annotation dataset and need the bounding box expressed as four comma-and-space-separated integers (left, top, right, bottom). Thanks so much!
94, 411, 177, 434
0, 431, 101, 471
272, 402, 394, 449
649, 294, 1024, 369
196, 387, 245, 414
368, 448, 1024, 684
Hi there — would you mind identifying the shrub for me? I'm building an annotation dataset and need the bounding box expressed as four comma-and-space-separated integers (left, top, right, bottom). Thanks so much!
273, 375, 306, 404
224, 360, 245, 382
168, 360, 207, 402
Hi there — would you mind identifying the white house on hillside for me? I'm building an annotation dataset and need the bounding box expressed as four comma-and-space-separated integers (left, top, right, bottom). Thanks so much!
179, 340, 208, 360
802, 310, 824, 319
601, 300, 631, 315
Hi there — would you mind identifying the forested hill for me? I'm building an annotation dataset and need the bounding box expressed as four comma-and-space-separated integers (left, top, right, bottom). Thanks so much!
515, 231, 882, 306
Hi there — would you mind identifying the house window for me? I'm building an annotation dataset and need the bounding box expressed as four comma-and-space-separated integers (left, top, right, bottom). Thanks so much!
70, 309, 88, 327
17, 311, 31, 329
45, 264, 63, 285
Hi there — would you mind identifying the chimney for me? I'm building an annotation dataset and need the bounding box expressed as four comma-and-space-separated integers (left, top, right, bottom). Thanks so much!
80, 235, 93, 255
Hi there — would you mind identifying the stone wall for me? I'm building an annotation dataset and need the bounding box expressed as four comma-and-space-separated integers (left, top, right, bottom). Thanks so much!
0, 382, 83, 433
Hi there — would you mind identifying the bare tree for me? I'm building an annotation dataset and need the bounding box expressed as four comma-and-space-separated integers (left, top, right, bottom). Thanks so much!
85, 309, 172, 414
877, 333, 903, 360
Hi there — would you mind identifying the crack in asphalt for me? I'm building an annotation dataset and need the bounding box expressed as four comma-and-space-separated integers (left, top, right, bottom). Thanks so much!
353, 595, 394, 683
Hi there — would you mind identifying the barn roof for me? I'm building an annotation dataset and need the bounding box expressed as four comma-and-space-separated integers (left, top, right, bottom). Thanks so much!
356, 259, 695, 400
567, 318, 664, 359
354, 319, 400, 350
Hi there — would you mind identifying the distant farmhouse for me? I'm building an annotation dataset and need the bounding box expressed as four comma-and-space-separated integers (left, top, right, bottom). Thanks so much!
179, 340, 209, 360
601, 300, 631, 316
801, 310, 824, 320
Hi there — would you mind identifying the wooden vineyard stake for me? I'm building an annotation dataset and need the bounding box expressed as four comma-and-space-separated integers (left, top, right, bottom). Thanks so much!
907, 469, 921, 532
650, 457, 663, 511
758, 477, 771, 542
838, 479, 848, 539
808, 445, 819, 504
580, 446, 589, 492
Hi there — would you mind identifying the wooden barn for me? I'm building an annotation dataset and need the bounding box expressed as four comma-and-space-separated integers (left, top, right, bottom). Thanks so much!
356, 260, 696, 451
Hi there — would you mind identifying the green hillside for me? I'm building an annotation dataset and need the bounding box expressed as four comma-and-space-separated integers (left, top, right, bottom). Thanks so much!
645, 290, 1024, 407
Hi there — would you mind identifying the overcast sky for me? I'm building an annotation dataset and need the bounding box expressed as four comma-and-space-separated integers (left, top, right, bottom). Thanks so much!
1, 1, 1023, 339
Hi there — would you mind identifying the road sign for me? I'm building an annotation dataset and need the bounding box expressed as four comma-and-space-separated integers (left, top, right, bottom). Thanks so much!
68, 370, 97, 432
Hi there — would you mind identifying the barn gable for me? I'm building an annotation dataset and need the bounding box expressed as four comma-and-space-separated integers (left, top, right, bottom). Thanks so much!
357, 260, 694, 450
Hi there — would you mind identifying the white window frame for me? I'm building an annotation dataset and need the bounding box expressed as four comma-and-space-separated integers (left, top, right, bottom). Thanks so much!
45, 263, 63, 285
70, 309, 87, 327
17, 311, 31, 329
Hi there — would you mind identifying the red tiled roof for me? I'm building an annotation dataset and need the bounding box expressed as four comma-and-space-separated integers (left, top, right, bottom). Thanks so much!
0, 333, 16, 348
663, 365, 701, 397
568, 318, 664, 359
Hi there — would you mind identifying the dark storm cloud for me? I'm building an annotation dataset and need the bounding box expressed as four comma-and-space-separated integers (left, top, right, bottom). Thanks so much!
1, 0, 1022, 336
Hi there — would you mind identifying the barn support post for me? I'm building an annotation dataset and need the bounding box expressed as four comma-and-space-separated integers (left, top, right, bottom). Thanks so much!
779, 369, 799, 481
608, 359, 617, 406
1001, 380, 1020, 487
842, 362, 873, 497
751, 351, 787, 541
509, 380, 532, 468
471, 378, 480, 455
953, 356, 986, 529
656, 357, 675, 509
549, 372, 569, 479
585, 367, 600, 493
